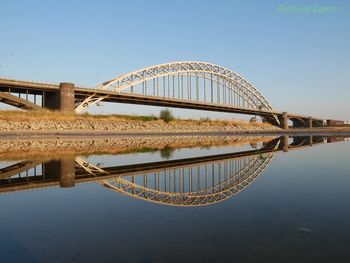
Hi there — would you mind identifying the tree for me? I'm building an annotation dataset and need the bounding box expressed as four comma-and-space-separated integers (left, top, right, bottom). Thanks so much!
160, 109, 174, 123
160, 146, 175, 159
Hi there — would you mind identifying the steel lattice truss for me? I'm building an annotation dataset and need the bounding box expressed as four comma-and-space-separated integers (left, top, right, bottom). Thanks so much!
101, 154, 273, 207
76, 61, 273, 113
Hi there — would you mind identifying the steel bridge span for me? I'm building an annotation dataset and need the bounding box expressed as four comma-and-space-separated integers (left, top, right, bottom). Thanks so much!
0, 61, 333, 128
0, 135, 335, 206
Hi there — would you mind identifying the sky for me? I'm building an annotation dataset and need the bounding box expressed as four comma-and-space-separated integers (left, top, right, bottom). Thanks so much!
0, 0, 349, 120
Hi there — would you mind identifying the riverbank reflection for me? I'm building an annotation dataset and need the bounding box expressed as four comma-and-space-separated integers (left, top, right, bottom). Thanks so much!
0, 135, 348, 206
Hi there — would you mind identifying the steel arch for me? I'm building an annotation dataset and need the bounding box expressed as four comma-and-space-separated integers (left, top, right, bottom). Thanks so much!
76, 61, 273, 113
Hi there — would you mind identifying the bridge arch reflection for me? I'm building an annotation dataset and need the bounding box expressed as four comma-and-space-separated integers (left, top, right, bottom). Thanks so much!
0, 135, 345, 206
102, 154, 273, 206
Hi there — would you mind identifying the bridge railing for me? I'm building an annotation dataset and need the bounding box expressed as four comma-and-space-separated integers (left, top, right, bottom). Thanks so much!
0, 75, 96, 89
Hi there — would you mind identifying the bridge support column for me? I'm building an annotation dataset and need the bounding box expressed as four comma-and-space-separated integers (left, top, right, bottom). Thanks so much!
43, 158, 75, 188
283, 135, 289, 152
308, 117, 313, 128
59, 83, 75, 113
59, 158, 76, 188
279, 112, 289, 129
309, 135, 313, 146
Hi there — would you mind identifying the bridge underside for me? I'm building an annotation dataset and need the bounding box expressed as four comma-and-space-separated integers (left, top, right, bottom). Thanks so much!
0, 91, 42, 110
0, 81, 73, 112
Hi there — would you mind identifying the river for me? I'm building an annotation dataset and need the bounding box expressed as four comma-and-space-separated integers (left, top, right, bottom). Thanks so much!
0, 135, 349, 262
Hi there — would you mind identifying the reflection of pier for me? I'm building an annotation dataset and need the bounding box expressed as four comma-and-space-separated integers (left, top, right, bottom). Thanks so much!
0, 136, 345, 206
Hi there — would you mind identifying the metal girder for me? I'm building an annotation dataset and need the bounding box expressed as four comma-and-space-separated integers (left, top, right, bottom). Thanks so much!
75, 157, 109, 176
77, 61, 273, 112
74, 93, 109, 113
0, 160, 42, 180
0, 91, 42, 111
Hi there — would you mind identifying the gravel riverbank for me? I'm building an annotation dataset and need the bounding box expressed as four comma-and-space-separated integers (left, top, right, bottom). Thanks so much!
0, 118, 277, 133
0, 135, 275, 160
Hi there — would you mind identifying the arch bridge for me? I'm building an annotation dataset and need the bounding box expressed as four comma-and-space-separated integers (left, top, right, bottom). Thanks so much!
0, 61, 330, 128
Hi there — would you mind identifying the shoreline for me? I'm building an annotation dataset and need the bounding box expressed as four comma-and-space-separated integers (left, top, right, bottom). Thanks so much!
0, 127, 350, 140
0, 135, 275, 161
0, 111, 349, 139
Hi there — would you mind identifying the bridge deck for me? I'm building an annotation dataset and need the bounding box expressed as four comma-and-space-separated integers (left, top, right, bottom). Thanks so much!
0, 78, 326, 123
0, 91, 43, 110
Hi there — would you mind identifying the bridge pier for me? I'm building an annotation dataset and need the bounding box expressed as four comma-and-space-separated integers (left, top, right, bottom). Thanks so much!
309, 135, 313, 146
282, 135, 289, 152
59, 83, 75, 112
278, 112, 289, 129
59, 158, 76, 187
42, 82, 75, 112
43, 158, 75, 188
308, 117, 313, 128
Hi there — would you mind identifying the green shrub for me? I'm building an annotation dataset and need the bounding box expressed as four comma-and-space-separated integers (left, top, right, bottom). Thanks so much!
159, 109, 174, 123
160, 146, 175, 159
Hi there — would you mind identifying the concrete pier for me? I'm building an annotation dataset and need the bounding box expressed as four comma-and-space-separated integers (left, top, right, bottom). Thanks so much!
279, 112, 289, 130
283, 135, 289, 152
43, 158, 75, 188
309, 135, 313, 146
308, 117, 313, 128
59, 83, 75, 112
42, 83, 75, 112
59, 158, 76, 188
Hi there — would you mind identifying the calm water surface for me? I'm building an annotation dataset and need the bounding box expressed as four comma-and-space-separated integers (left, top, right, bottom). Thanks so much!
0, 135, 349, 262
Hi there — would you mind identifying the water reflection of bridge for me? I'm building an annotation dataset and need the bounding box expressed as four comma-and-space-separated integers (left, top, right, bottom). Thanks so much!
0, 136, 345, 206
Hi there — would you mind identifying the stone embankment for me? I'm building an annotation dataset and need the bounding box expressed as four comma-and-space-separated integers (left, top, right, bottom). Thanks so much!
0, 135, 275, 160
0, 118, 277, 133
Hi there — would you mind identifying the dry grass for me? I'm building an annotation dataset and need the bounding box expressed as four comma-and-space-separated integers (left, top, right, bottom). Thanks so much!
0, 110, 273, 127
0, 110, 157, 122
172, 118, 272, 127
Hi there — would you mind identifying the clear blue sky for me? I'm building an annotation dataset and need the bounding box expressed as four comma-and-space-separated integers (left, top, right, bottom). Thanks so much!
1, 0, 349, 120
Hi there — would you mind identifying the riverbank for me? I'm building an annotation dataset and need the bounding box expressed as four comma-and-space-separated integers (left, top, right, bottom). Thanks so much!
0, 135, 275, 160
0, 110, 276, 133
1, 128, 350, 140
1, 111, 349, 138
